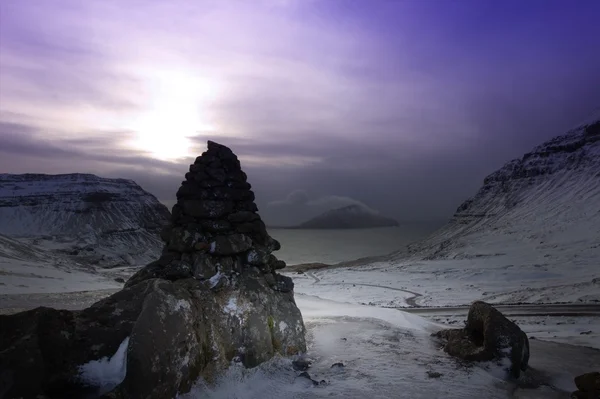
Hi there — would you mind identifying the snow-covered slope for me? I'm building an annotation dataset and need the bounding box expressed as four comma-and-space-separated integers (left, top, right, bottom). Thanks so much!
297, 204, 399, 229
398, 117, 600, 262
0, 174, 170, 266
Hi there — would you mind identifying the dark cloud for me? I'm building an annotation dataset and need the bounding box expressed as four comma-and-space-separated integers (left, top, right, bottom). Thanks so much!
0, 0, 599, 225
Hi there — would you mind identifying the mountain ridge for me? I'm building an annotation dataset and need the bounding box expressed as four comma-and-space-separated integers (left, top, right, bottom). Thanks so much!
0, 173, 170, 266
394, 116, 600, 261
295, 204, 399, 229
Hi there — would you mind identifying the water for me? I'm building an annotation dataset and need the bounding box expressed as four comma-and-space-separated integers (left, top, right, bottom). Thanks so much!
269, 224, 441, 266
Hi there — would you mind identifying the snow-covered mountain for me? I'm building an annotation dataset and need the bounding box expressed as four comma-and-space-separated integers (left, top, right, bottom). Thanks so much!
0, 173, 170, 266
296, 204, 399, 229
398, 116, 599, 261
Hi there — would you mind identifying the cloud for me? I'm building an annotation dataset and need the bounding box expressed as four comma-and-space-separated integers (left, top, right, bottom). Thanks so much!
264, 190, 378, 226
268, 189, 310, 207
0, 0, 599, 225
307, 195, 378, 214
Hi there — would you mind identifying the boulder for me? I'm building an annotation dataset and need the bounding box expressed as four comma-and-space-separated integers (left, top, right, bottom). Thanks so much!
0, 141, 306, 399
432, 301, 529, 378
571, 372, 600, 398
210, 233, 253, 256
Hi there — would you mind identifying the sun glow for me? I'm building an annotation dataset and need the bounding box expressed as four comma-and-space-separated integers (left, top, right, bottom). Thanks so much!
130, 70, 218, 161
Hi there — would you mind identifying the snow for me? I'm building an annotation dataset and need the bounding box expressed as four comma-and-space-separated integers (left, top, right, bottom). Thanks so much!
182, 294, 598, 399
173, 299, 191, 312
224, 297, 239, 315
295, 294, 442, 332
223, 295, 250, 317
209, 272, 223, 288
0, 256, 121, 295
78, 337, 129, 393
2, 116, 599, 397
279, 321, 288, 333
0, 173, 169, 268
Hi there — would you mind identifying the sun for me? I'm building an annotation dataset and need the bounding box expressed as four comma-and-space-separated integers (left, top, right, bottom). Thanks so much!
129, 70, 218, 161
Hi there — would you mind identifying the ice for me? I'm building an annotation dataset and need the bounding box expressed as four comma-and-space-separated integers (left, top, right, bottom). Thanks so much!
78, 337, 129, 393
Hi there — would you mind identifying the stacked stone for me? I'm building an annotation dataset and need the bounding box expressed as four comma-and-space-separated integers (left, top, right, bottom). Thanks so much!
154, 141, 291, 291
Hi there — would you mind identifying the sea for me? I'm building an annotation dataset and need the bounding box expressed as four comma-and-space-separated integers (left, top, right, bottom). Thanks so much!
268, 222, 443, 266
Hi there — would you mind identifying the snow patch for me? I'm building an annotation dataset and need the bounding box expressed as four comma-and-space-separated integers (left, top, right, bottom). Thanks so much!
174, 299, 191, 312
223, 296, 250, 317
278, 321, 288, 333
209, 272, 223, 288
78, 337, 129, 391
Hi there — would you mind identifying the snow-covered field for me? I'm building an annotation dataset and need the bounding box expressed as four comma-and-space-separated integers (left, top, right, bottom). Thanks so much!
182, 295, 599, 399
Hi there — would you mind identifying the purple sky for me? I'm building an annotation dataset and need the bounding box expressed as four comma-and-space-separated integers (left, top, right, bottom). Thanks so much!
1, 0, 599, 225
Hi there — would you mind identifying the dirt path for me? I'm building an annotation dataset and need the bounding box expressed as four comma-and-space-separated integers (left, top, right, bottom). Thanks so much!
399, 303, 600, 317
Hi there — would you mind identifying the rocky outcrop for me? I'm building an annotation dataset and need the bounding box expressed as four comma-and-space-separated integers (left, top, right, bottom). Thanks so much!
0, 173, 170, 266
0, 142, 306, 399
571, 372, 600, 398
432, 301, 529, 378
126, 140, 290, 291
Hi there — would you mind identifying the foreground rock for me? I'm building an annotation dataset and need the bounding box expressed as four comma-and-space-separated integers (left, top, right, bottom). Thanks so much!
571, 372, 600, 398
0, 141, 306, 399
432, 301, 530, 378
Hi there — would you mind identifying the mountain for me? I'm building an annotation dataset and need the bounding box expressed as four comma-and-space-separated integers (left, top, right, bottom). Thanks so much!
0, 173, 170, 267
296, 204, 399, 229
397, 115, 600, 262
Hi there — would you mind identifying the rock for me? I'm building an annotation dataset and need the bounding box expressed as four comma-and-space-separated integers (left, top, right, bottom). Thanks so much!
189, 253, 218, 280
264, 273, 276, 287
432, 301, 529, 378
182, 199, 233, 219
298, 372, 319, 386
266, 236, 281, 251
572, 372, 600, 398
199, 219, 232, 232
235, 201, 259, 213
292, 358, 312, 371
166, 226, 209, 253
427, 371, 443, 379
1, 275, 306, 399
1, 141, 304, 399
273, 274, 294, 293
331, 362, 345, 368
228, 211, 259, 224
114, 277, 125, 283
211, 234, 252, 255
246, 247, 271, 265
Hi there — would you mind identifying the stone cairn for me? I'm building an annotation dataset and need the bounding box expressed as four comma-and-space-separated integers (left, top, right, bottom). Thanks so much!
127, 140, 292, 291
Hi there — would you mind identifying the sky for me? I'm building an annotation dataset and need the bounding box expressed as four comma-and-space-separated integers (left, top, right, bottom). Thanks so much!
1, 0, 599, 225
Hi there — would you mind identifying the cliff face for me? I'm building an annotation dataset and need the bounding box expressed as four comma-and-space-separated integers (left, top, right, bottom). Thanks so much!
0, 173, 170, 266
397, 117, 600, 261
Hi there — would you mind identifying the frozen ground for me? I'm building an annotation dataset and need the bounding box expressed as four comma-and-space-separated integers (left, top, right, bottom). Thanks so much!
181, 296, 600, 399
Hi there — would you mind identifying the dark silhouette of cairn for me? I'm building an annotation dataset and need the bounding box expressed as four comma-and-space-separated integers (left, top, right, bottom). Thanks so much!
127, 140, 292, 291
